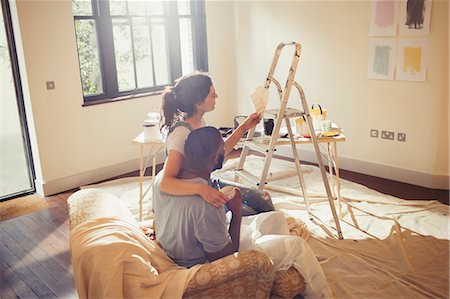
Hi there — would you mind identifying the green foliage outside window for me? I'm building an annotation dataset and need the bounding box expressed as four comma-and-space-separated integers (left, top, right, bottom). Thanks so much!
75, 20, 102, 96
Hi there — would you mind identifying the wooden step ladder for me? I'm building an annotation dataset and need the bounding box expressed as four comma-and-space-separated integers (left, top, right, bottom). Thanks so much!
234, 41, 343, 239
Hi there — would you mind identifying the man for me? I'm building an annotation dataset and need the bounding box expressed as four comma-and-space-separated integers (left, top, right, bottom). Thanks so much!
152, 126, 242, 268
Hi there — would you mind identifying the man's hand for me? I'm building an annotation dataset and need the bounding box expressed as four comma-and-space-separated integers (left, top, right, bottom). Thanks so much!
198, 185, 229, 207
225, 189, 242, 213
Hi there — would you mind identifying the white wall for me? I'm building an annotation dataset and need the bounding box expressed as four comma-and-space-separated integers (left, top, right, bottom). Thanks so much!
10, 0, 448, 195
204, 1, 238, 128
230, 0, 449, 189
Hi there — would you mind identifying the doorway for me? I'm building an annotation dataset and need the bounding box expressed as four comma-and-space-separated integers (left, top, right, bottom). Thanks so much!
0, 0, 35, 201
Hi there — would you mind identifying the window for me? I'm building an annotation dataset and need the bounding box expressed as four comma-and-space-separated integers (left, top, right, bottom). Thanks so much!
72, 0, 208, 104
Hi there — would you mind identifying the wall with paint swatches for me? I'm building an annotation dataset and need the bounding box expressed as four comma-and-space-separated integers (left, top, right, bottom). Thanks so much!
227, 0, 448, 188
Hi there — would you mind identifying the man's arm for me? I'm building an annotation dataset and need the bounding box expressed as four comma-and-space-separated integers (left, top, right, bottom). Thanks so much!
205, 190, 242, 262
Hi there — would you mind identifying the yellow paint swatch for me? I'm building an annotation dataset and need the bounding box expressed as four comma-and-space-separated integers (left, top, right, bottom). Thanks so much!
403, 47, 422, 74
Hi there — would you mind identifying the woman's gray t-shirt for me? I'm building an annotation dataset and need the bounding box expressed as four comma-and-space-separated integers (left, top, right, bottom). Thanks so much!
165, 118, 207, 156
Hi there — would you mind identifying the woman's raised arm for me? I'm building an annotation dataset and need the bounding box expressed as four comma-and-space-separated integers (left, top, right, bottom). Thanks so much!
224, 112, 261, 154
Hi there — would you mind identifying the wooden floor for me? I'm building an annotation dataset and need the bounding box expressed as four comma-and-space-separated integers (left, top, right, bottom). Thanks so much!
0, 164, 448, 298
0, 191, 77, 299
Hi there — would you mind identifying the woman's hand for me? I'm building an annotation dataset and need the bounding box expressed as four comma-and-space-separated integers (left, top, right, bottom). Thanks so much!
241, 112, 262, 131
225, 189, 242, 214
198, 185, 229, 207
224, 112, 262, 154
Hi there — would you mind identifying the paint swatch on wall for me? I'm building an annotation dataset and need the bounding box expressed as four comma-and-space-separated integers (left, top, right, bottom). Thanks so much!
368, 38, 396, 80
396, 38, 428, 81
369, 0, 399, 36
399, 0, 432, 35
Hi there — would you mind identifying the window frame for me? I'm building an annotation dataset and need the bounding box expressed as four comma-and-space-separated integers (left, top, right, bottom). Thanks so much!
1, 0, 36, 200
73, 0, 208, 105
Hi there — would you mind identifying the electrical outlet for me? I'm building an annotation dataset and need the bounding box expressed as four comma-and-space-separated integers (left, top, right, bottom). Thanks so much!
370, 129, 379, 138
381, 130, 395, 140
46, 81, 55, 90
397, 132, 406, 142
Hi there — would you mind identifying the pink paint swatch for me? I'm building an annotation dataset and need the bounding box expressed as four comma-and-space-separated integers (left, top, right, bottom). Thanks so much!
375, 0, 395, 28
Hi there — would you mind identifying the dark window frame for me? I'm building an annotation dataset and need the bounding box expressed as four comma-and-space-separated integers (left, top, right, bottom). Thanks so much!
73, 0, 208, 105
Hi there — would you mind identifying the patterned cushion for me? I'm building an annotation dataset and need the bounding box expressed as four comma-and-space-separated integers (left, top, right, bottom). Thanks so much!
184, 250, 274, 299
272, 267, 306, 298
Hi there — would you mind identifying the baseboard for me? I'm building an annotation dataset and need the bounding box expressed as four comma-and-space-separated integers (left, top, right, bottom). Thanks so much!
275, 146, 449, 190
35, 152, 166, 196
35, 147, 448, 196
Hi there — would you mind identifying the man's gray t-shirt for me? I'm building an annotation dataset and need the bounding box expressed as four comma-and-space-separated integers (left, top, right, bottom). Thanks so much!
152, 171, 230, 268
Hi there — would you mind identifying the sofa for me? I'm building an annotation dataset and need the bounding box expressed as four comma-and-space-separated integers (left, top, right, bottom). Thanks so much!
68, 188, 306, 298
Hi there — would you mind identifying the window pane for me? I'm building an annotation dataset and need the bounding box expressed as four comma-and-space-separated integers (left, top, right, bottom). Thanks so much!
179, 18, 194, 75
74, 19, 103, 96
72, 0, 92, 16
109, 0, 127, 16
72, 0, 207, 102
146, 1, 163, 15
132, 17, 154, 88
113, 18, 136, 91
177, 0, 191, 15
128, 1, 146, 16
151, 19, 169, 85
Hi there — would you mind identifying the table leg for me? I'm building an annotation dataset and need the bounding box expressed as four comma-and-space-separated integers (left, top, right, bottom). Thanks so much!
139, 145, 144, 222
333, 142, 343, 219
152, 156, 156, 178
327, 142, 336, 198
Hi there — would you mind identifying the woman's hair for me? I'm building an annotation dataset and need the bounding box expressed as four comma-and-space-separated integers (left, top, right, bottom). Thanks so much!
160, 71, 213, 131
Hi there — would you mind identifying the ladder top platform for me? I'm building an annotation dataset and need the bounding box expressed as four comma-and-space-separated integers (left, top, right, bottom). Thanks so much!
264, 107, 305, 118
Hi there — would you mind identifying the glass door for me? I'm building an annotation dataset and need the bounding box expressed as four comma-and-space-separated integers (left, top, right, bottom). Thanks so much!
0, 0, 35, 201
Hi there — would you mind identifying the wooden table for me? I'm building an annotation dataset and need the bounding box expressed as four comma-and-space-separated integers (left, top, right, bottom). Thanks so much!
131, 133, 164, 221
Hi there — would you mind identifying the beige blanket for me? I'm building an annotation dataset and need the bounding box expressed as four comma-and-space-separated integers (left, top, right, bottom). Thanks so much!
70, 217, 200, 299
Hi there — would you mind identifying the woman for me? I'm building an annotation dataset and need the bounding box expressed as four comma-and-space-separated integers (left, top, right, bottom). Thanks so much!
159, 71, 262, 207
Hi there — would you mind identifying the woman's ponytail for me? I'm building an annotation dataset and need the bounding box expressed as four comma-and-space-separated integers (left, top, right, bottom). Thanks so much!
160, 86, 180, 131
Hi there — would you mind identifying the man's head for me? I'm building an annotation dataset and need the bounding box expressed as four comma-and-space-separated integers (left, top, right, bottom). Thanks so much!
182, 127, 225, 177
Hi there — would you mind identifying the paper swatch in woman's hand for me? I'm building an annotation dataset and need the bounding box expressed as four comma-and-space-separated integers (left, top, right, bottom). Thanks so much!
219, 186, 237, 200
250, 86, 268, 114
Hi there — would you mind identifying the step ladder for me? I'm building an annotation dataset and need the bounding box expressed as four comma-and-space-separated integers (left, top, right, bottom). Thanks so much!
234, 41, 343, 239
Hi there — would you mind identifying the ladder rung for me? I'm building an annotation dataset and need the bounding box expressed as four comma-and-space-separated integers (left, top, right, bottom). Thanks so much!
244, 140, 274, 154
265, 107, 304, 118
234, 169, 264, 186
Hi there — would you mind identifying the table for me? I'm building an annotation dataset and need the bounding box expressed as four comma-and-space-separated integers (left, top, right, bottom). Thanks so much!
131, 133, 164, 221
